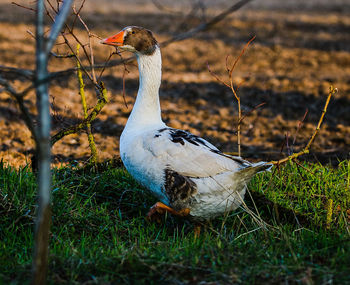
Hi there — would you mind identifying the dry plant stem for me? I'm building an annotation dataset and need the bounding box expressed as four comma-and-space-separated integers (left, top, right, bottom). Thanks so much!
71, 0, 86, 30
48, 0, 253, 76
293, 108, 308, 145
45, 1, 94, 83
51, 84, 108, 146
231, 86, 241, 156
208, 36, 256, 157
238, 102, 266, 124
271, 86, 337, 165
76, 44, 98, 164
229, 36, 256, 78
229, 36, 255, 157
50, 51, 75, 58
11, 1, 36, 12
118, 51, 130, 108
98, 51, 117, 80
206, 62, 230, 88
162, 0, 253, 46
72, 5, 97, 84
5, 0, 253, 81
47, 0, 93, 66
151, 0, 183, 15
326, 199, 333, 229
0, 65, 33, 79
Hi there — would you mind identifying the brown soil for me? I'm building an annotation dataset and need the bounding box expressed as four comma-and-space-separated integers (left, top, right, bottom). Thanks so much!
0, 0, 349, 168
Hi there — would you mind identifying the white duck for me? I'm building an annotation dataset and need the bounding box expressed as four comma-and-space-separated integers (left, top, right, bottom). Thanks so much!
101, 26, 271, 221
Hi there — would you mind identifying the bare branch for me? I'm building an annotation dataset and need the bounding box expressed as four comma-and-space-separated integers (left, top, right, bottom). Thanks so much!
11, 2, 36, 12
72, 5, 97, 83
45, 0, 73, 53
98, 51, 118, 80
76, 44, 98, 163
44, 0, 95, 84
151, 0, 183, 15
71, 0, 86, 30
122, 64, 130, 108
50, 51, 75, 58
4, 0, 253, 84
206, 62, 230, 88
162, 0, 253, 46
271, 86, 338, 165
3, 0, 253, 85
238, 102, 266, 124
0, 65, 34, 79
305, 87, 336, 150
292, 108, 308, 147
229, 35, 255, 77
0, 75, 19, 95
51, 83, 108, 146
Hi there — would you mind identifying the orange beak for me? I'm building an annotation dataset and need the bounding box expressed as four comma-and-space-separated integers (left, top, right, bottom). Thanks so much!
101, 30, 124, 46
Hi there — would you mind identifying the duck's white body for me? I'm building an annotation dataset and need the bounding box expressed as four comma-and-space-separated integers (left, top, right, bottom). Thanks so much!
118, 41, 270, 220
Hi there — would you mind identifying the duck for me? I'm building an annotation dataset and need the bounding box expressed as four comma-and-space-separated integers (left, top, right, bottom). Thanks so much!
101, 26, 272, 221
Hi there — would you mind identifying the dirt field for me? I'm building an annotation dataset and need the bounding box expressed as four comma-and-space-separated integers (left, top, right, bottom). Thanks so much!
0, 0, 349, 168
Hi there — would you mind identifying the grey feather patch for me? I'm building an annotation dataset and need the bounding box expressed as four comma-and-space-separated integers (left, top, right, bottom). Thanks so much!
164, 168, 197, 211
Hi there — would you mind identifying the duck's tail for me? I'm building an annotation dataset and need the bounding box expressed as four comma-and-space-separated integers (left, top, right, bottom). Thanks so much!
232, 161, 272, 188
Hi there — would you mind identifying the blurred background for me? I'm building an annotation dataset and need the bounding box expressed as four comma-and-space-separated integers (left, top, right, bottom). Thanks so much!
0, 0, 349, 167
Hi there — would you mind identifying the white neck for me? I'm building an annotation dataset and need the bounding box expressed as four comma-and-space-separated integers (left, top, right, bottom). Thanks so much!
124, 46, 164, 130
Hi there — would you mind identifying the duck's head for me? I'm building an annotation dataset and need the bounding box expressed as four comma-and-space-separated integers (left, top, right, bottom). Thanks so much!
101, 26, 158, 55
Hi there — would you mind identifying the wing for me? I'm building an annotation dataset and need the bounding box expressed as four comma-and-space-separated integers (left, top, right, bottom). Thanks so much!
144, 127, 251, 178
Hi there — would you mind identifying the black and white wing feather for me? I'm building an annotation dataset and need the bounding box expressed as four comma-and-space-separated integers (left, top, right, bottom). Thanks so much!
145, 127, 252, 178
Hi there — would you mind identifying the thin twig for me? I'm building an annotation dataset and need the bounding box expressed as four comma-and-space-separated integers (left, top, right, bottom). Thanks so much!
43, 1, 94, 83
207, 36, 255, 157
151, 0, 183, 15
71, 0, 86, 31
4, 0, 253, 82
76, 44, 98, 164
230, 36, 255, 157
50, 51, 75, 58
292, 108, 308, 146
162, 0, 253, 46
51, 83, 108, 146
229, 35, 256, 77
115, 51, 130, 108
11, 2, 36, 12
98, 51, 118, 81
238, 102, 266, 124
305, 88, 335, 150
206, 62, 230, 88
45, 0, 73, 54
270, 86, 337, 165
46, 0, 94, 75
0, 65, 33, 79
285, 132, 291, 156
72, 5, 97, 84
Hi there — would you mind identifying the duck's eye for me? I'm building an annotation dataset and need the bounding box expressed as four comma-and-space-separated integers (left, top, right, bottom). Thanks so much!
131, 31, 135, 34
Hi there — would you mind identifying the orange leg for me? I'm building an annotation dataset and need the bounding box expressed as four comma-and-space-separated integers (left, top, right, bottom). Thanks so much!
194, 224, 201, 238
147, 202, 190, 222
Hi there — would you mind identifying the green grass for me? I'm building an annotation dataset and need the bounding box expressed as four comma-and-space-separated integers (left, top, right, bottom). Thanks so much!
0, 160, 349, 284
251, 160, 350, 229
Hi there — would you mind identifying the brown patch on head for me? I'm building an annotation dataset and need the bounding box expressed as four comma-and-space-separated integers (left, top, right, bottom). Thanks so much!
124, 26, 158, 55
